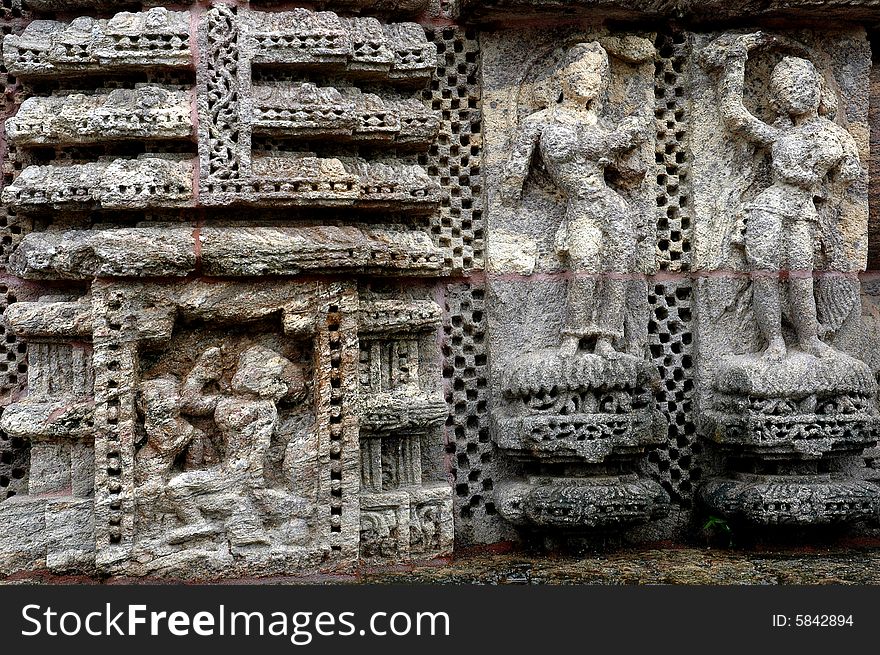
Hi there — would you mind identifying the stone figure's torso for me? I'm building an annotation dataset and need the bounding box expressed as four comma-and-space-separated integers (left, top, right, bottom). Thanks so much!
215, 397, 278, 470
538, 113, 610, 199
751, 117, 848, 220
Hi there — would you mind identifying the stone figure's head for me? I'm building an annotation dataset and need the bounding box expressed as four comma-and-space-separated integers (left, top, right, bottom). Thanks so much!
770, 56, 821, 117
557, 42, 610, 107
231, 345, 306, 402
139, 375, 181, 418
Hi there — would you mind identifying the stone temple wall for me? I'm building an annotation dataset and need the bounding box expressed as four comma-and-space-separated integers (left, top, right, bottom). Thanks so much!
2, 0, 880, 578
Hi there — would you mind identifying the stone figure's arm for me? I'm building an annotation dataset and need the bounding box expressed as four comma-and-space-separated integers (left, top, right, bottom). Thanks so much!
157, 422, 198, 459
180, 346, 223, 416
501, 114, 542, 204
607, 113, 650, 157
835, 128, 865, 183
700, 33, 777, 146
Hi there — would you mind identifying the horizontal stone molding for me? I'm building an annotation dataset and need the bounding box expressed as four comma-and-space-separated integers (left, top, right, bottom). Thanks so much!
357, 299, 443, 334
8, 226, 445, 280
4, 300, 93, 337
460, 0, 880, 21
6, 87, 194, 147
3, 9, 192, 77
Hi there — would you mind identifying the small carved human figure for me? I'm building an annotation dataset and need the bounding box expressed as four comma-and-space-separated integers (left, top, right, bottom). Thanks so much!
502, 41, 651, 359
701, 33, 864, 361
135, 347, 223, 491
144, 345, 306, 545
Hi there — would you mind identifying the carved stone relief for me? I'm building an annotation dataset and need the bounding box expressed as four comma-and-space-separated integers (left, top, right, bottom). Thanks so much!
0, 4, 453, 577
3, 0, 880, 578
690, 30, 880, 526
484, 31, 670, 535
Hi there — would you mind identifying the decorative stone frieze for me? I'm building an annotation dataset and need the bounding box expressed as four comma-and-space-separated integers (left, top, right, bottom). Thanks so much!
2, 0, 880, 578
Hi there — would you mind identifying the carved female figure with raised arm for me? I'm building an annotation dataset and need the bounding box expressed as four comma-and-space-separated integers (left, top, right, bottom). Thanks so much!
501, 41, 651, 359
701, 33, 864, 361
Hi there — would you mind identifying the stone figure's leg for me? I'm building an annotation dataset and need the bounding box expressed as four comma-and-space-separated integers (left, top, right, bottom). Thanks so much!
745, 208, 785, 360
226, 494, 271, 546
786, 219, 829, 356
164, 470, 226, 543
594, 211, 636, 358
561, 276, 598, 356
560, 210, 603, 356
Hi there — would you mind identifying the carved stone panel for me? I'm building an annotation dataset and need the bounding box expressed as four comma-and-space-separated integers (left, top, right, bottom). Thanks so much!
4, 0, 880, 576
690, 29, 880, 527
483, 28, 670, 535
0, 4, 454, 577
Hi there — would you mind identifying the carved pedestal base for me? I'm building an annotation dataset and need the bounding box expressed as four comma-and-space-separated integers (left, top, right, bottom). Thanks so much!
699, 350, 880, 529
493, 350, 669, 533
699, 474, 880, 526
497, 475, 669, 530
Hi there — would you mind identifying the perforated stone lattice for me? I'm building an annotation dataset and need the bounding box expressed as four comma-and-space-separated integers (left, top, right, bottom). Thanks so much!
644, 30, 700, 505
0, 15, 31, 270
0, 8, 31, 500
443, 282, 509, 544
646, 281, 700, 503
0, 282, 29, 499
0, 1, 26, 25
420, 27, 484, 274
654, 30, 692, 274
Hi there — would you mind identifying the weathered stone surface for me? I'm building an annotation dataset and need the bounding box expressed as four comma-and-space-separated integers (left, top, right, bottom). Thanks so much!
6, 87, 193, 146
690, 29, 876, 529
483, 30, 665, 534
0, 497, 94, 574
203, 156, 441, 209
0, 400, 95, 442
4, 299, 93, 337
2, 158, 194, 212
198, 226, 444, 276
2, 9, 192, 77
8, 226, 444, 280
461, 0, 880, 21
8, 228, 197, 279
700, 474, 880, 527
358, 300, 442, 334
252, 84, 439, 145
4, 1, 880, 580
245, 11, 436, 83
497, 476, 670, 530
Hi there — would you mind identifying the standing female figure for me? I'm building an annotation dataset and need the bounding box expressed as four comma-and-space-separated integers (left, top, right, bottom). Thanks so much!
701, 33, 863, 360
502, 41, 650, 358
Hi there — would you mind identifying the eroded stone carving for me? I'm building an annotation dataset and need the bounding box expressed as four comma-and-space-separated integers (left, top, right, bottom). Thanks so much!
486, 35, 669, 533
6, 87, 193, 146
3, 9, 192, 76
136, 344, 313, 554
1, 158, 194, 212
0, 296, 95, 572
197, 6, 439, 213
357, 296, 452, 562
78, 279, 364, 575
700, 33, 863, 361
501, 40, 652, 359
252, 84, 440, 145
9, 226, 443, 280
692, 31, 880, 527
5, 0, 880, 578
0, 3, 453, 577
